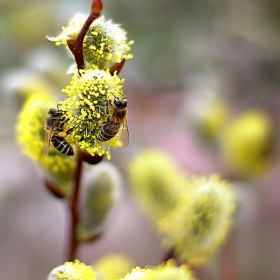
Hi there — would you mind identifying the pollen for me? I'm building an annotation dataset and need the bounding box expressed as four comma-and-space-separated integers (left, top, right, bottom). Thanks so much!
47, 260, 96, 280
59, 68, 125, 157
48, 13, 134, 71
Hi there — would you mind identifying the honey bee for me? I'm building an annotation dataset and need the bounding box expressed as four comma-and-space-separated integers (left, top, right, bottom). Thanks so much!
98, 96, 129, 147
44, 108, 74, 156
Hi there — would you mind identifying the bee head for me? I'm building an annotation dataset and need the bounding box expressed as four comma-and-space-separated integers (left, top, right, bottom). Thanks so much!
49, 108, 63, 119
113, 97, 127, 108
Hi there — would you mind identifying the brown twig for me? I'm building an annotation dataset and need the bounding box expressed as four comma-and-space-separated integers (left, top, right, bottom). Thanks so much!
64, 0, 104, 260
66, 150, 104, 260
67, 0, 103, 70
67, 149, 83, 260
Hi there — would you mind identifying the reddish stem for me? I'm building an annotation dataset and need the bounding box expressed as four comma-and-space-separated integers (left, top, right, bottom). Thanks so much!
220, 232, 238, 280
67, 150, 83, 260
63, 0, 104, 261
160, 248, 177, 264
67, 0, 103, 70
66, 151, 105, 260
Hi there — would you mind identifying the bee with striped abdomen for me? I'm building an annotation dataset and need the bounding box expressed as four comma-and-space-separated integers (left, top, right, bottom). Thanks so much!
98, 96, 129, 147
44, 108, 74, 156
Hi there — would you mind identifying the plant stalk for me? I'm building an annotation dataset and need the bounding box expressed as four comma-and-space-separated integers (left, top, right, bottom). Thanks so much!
67, 0, 102, 70
67, 149, 83, 260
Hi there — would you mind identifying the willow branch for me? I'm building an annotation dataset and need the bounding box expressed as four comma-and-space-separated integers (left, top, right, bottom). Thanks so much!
67, 0, 103, 70
67, 149, 83, 260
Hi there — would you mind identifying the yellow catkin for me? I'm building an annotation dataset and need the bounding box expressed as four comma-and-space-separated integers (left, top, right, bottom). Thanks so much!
47, 14, 134, 71
59, 68, 127, 157
158, 175, 236, 265
220, 109, 275, 178
120, 267, 151, 280
143, 260, 195, 280
16, 92, 76, 195
93, 254, 134, 280
128, 149, 188, 220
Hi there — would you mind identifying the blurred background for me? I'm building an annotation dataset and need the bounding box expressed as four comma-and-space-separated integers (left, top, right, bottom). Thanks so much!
1, 0, 280, 279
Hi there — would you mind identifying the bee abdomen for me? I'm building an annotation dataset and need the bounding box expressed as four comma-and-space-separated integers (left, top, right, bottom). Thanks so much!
98, 122, 120, 142
51, 135, 74, 156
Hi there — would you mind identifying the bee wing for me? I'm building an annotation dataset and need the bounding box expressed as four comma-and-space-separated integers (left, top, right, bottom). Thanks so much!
44, 129, 52, 156
118, 118, 129, 148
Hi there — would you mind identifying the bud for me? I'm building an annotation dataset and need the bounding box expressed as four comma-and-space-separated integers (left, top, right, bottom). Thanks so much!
91, 0, 103, 16
77, 162, 122, 241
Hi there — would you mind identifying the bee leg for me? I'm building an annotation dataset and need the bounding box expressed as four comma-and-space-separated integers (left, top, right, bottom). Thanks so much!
59, 118, 70, 129
93, 117, 100, 123
57, 128, 73, 138
65, 128, 74, 135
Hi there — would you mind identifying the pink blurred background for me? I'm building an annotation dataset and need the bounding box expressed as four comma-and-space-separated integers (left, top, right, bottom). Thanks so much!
1, 0, 280, 279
